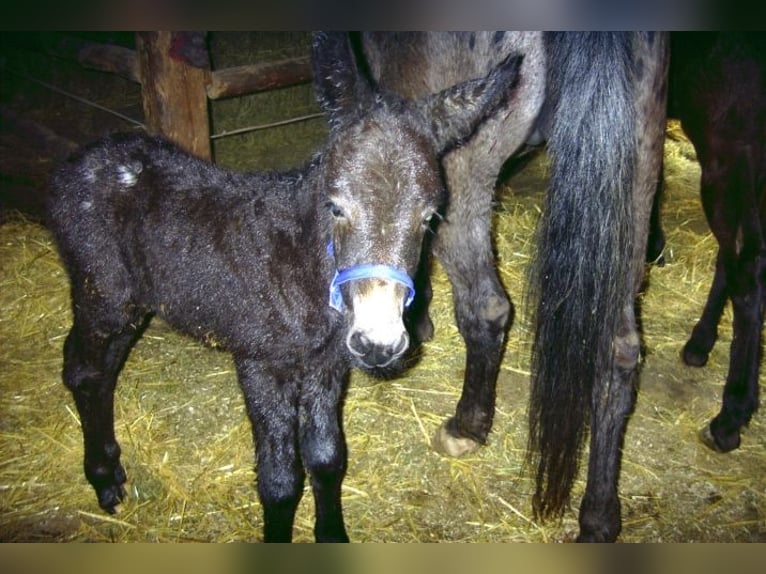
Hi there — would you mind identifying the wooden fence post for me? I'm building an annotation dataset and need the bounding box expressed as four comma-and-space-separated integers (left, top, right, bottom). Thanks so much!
135, 32, 211, 160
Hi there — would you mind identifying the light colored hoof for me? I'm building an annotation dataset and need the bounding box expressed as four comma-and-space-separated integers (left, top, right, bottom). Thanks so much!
431, 421, 481, 458
698, 424, 723, 453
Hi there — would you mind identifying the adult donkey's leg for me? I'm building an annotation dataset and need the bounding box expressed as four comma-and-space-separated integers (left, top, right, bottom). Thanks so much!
431, 35, 547, 456
429, 144, 516, 456
682, 249, 729, 367
697, 150, 763, 453
577, 33, 669, 542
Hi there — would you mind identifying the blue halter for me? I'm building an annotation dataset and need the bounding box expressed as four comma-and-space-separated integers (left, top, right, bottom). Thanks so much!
327, 241, 416, 312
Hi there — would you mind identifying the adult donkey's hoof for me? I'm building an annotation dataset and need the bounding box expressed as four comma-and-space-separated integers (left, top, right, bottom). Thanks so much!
699, 422, 740, 453
432, 420, 482, 458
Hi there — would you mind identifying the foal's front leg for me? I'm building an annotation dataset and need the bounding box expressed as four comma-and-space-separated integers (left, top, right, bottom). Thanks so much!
299, 366, 349, 542
63, 318, 147, 512
236, 358, 305, 542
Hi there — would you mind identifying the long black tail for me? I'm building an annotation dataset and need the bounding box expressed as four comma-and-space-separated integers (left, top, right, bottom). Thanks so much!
527, 33, 637, 518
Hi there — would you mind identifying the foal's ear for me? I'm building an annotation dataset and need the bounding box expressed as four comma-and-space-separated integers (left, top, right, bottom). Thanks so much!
418, 54, 524, 152
312, 32, 375, 131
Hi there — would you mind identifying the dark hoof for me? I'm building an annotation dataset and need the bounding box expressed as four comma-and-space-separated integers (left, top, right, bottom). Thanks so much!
576, 499, 621, 542
90, 463, 127, 512
97, 484, 127, 513
575, 529, 619, 543
317, 531, 350, 543
698, 423, 740, 453
682, 340, 709, 367
431, 420, 482, 458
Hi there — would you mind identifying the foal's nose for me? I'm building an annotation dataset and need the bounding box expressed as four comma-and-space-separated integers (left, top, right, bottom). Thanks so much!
347, 330, 410, 368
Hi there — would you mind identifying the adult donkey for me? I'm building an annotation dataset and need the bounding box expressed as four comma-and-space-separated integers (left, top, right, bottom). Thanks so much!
361, 32, 669, 542
46, 32, 523, 542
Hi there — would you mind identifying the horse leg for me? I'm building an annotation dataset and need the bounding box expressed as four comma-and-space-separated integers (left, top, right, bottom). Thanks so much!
63, 309, 149, 512
697, 152, 763, 452
682, 249, 728, 367
298, 365, 349, 542
235, 358, 304, 542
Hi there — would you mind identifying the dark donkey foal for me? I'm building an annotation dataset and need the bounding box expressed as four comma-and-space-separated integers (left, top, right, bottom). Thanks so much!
46, 32, 522, 542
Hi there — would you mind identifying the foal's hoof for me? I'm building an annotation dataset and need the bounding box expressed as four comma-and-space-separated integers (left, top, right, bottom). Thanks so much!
698, 423, 740, 453
432, 421, 482, 458
91, 464, 127, 513
96, 483, 127, 513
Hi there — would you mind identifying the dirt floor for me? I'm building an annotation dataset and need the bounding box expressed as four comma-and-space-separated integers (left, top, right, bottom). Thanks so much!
0, 33, 764, 543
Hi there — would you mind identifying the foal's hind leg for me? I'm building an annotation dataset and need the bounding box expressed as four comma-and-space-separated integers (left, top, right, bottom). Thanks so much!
64, 310, 149, 512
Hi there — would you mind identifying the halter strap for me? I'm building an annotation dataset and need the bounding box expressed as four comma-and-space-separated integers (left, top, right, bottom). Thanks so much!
327, 241, 416, 312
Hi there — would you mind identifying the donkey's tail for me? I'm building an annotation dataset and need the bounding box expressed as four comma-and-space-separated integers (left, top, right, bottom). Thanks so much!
527, 33, 637, 518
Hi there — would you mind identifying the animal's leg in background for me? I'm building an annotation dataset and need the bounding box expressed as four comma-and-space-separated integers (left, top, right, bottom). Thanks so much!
682, 142, 733, 370
697, 151, 763, 452
63, 312, 149, 512
682, 249, 728, 367
407, 250, 436, 345
236, 358, 304, 542
430, 152, 512, 457
578, 32, 669, 542
577, 304, 640, 542
298, 367, 349, 542
646, 164, 667, 265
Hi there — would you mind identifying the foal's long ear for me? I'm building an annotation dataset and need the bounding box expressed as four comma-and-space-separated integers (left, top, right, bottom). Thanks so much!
419, 54, 524, 152
312, 32, 375, 131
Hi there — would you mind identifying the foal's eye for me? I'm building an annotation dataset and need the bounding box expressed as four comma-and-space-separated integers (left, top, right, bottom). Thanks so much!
423, 211, 439, 226
326, 201, 345, 219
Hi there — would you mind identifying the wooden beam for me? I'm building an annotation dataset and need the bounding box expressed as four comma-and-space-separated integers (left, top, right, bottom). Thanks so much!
78, 43, 139, 83
28, 33, 140, 83
206, 57, 312, 100
30, 34, 312, 99
135, 32, 211, 160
